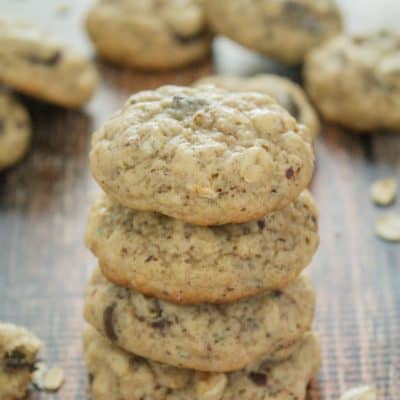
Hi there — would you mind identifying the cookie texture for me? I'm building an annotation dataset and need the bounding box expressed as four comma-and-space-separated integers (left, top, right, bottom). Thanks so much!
0, 322, 42, 400
84, 326, 320, 400
0, 92, 31, 170
0, 18, 98, 108
90, 85, 314, 225
205, 0, 342, 64
84, 268, 315, 372
195, 74, 320, 139
305, 31, 400, 132
86, 0, 212, 70
86, 190, 319, 304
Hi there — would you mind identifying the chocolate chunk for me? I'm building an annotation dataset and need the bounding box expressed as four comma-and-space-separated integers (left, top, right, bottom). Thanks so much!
272, 290, 283, 297
257, 220, 266, 230
283, 1, 321, 33
145, 255, 153, 263
26, 50, 62, 67
286, 167, 294, 179
174, 28, 207, 45
151, 319, 172, 331
4, 350, 35, 373
103, 303, 118, 341
248, 372, 267, 386
285, 97, 300, 120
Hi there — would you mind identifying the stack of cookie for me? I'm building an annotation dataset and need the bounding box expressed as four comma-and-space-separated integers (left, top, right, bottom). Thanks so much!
83, 85, 320, 400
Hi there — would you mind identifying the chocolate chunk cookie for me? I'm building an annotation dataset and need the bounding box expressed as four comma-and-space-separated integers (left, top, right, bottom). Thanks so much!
205, 0, 342, 64
86, 0, 212, 70
0, 18, 98, 108
86, 190, 318, 304
84, 267, 315, 372
0, 92, 31, 171
84, 326, 320, 400
305, 31, 400, 132
90, 85, 314, 225
196, 74, 320, 138
0, 322, 42, 400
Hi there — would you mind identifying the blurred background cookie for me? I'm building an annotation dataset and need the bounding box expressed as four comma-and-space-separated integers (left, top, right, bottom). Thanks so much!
86, 0, 212, 70
205, 0, 342, 64
196, 74, 320, 138
305, 30, 400, 133
0, 92, 31, 171
0, 18, 98, 108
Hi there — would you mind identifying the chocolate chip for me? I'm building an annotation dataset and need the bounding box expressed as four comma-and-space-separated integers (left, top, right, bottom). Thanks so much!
257, 220, 266, 230
103, 303, 118, 341
0, 120, 4, 135
286, 168, 294, 179
145, 255, 153, 262
248, 372, 267, 386
26, 50, 62, 66
174, 28, 207, 45
151, 319, 172, 332
272, 290, 283, 298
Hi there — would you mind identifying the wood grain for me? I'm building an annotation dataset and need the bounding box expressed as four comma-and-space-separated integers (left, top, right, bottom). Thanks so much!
0, 1, 399, 399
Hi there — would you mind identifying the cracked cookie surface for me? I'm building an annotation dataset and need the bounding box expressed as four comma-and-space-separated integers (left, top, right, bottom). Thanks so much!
84, 268, 315, 372
0, 18, 98, 108
0, 322, 42, 400
86, 190, 318, 304
90, 85, 314, 225
86, 0, 212, 70
205, 0, 342, 64
0, 92, 31, 170
84, 326, 320, 400
196, 74, 320, 139
305, 30, 400, 132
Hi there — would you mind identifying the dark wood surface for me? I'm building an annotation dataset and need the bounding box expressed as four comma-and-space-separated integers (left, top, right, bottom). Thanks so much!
0, 1, 399, 399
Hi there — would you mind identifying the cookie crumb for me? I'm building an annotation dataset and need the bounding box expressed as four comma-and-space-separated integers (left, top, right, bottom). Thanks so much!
370, 178, 397, 206
375, 212, 400, 242
55, 2, 70, 15
33, 364, 64, 392
339, 386, 377, 400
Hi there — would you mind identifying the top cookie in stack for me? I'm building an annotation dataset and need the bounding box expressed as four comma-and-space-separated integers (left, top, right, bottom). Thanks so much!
90, 85, 314, 227
88, 85, 316, 305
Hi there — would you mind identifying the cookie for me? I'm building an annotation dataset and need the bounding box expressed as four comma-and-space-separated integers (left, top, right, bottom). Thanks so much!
305, 31, 400, 132
0, 322, 42, 400
204, 0, 342, 64
84, 326, 320, 400
0, 92, 31, 171
86, 190, 318, 304
0, 18, 98, 108
195, 74, 320, 139
90, 85, 314, 226
84, 267, 315, 372
86, 0, 212, 70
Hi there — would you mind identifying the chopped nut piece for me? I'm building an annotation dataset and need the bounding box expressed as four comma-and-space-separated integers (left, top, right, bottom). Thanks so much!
196, 373, 227, 400
33, 364, 64, 392
340, 386, 377, 400
370, 178, 397, 206
376, 213, 400, 242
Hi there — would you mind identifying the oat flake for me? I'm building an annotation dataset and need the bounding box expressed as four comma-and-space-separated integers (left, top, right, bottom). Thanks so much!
370, 177, 397, 206
376, 213, 400, 242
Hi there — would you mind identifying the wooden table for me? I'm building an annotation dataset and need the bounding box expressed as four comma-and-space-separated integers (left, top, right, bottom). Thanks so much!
0, 1, 399, 399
